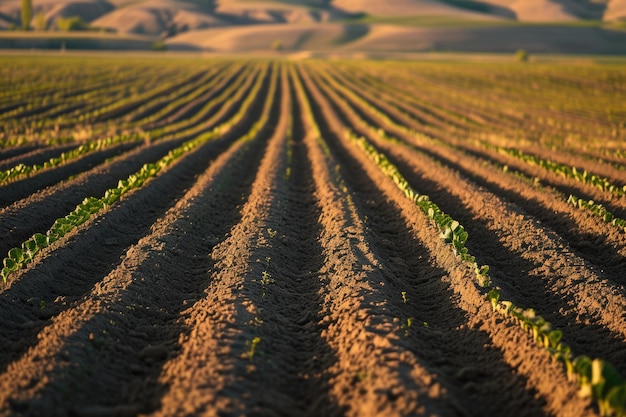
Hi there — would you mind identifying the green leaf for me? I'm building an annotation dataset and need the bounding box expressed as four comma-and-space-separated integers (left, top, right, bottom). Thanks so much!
8, 248, 23, 262
33, 233, 47, 248
548, 329, 563, 348
23, 240, 37, 253
592, 360, 623, 398
488, 289, 500, 311
606, 385, 626, 416
1, 267, 11, 282
574, 356, 593, 387
3, 258, 16, 270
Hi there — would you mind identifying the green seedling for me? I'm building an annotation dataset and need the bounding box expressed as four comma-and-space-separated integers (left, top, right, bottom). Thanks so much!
247, 337, 261, 360
401, 291, 408, 304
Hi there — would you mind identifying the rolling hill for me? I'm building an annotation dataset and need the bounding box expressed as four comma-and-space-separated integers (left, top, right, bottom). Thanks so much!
0, 0, 625, 53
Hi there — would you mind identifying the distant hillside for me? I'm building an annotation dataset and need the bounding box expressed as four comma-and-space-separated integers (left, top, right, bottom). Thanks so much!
0, 0, 625, 53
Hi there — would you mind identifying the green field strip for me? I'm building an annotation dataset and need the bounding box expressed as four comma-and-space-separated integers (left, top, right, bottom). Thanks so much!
131, 62, 238, 128
0, 134, 142, 185
22, 67, 196, 127
333, 63, 485, 131
147, 63, 259, 140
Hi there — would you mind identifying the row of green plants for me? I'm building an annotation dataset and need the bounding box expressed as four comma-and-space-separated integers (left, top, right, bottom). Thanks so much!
482, 143, 626, 197
0, 64, 259, 186
346, 129, 626, 417
147, 64, 259, 139
0, 132, 142, 185
567, 195, 626, 232
75, 69, 190, 123
1, 66, 269, 284
0, 125, 215, 284
345, 130, 490, 286
318, 67, 626, 240
128, 65, 229, 127
0, 68, 161, 126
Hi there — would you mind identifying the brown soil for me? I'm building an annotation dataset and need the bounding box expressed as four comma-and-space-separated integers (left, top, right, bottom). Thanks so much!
0, 60, 622, 417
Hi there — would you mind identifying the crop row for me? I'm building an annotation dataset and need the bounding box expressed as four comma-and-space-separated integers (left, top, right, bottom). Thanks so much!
0, 63, 258, 188
482, 143, 626, 197
0, 132, 141, 185
314, 65, 626, 237
0, 63, 271, 284
301, 62, 626, 415
345, 128, 626, 417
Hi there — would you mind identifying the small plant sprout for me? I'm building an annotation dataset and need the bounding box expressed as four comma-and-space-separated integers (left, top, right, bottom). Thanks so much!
39, 300, 46, 310
261, 271, 272, 285
404, 318, 413, 336
401, 291, 408, 304
248, 337, 261, 360
267, 228, 277, 238
261, 270, 274, 297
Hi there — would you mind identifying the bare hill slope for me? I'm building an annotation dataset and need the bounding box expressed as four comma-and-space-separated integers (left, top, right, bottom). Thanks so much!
0, 0, 625, 52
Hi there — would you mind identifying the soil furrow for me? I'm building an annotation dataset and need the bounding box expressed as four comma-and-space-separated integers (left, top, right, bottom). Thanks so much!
0, 145, 42, 162
0, 67, 273, 378
195, 68, 338, 416
0, 143, 77, 170
0, 142, 140, 208
294, 66, 459, 416
0, 65, 281, 417
309, 64, 626, 376
300, 64, 597, 417
300, 65, 585, 417
0, 64, 266, 253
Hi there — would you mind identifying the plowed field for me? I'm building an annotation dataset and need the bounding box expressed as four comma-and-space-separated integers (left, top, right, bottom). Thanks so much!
1, 56, 626, 417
